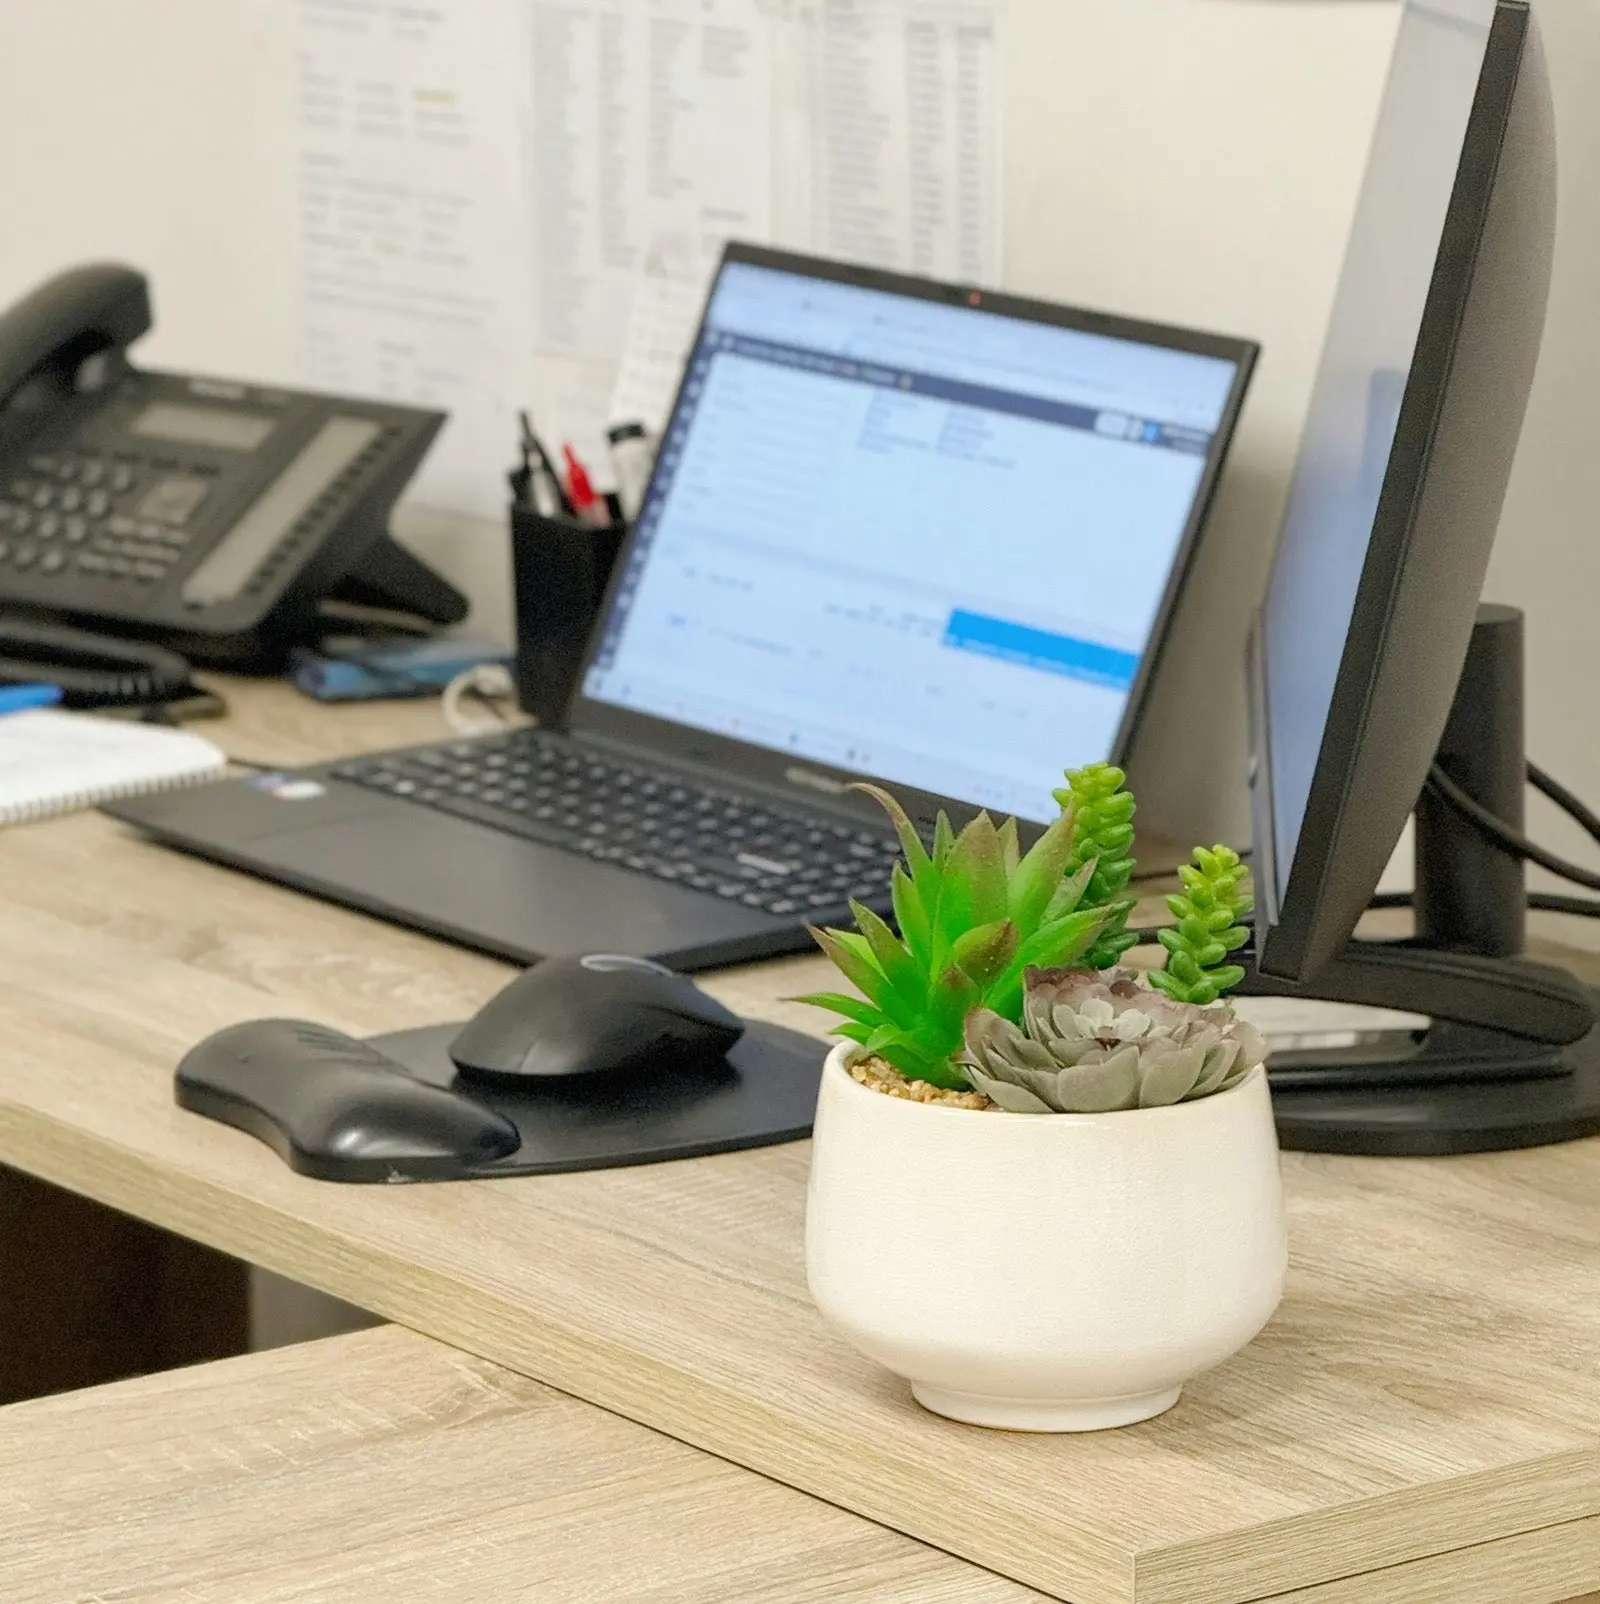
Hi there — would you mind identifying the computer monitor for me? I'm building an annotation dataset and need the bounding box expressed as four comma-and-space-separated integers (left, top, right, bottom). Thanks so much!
578, 245, 1255, 826
1245, 0, 1600, 1153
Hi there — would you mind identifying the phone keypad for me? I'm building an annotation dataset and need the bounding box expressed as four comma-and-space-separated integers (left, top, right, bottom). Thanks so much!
0, 452, 194, 588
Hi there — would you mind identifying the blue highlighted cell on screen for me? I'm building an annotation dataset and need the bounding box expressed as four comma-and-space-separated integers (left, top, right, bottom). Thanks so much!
942, 610, 1140, 690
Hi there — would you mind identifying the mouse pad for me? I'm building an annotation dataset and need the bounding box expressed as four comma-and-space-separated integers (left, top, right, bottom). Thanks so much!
368, 1018, 826, 1178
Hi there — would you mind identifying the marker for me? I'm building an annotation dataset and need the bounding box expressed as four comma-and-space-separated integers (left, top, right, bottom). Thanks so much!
562, 443, 611, 527
0, 682, 63, 715
606, 420, 656, 524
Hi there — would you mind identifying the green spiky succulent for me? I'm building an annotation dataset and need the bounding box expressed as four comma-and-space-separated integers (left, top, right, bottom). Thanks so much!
1147, 844, 1253, 1005
794, 785, 1109, 1088
1053, 762, 1138, 969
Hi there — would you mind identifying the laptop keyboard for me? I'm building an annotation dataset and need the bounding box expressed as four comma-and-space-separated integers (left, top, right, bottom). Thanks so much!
328, 727, 902, 919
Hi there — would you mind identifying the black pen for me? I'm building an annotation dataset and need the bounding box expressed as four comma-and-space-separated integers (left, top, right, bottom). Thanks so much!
518, 411, 574, 518
510, 412, 535, 505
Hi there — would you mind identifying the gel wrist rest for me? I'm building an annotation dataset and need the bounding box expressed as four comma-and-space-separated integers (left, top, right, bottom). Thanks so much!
176, 1019, 521, 1183
176, 1015, 826, 1181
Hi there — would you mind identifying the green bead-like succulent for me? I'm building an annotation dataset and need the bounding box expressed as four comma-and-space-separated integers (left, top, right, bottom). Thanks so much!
1147, 844, 1253, 1005
794, 786, 1110, 1088
1053, 762, 1138, 969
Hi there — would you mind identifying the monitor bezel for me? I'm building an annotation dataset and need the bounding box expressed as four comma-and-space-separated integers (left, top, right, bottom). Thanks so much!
1250, 0, 1543, 978
567, 240, 1258, 834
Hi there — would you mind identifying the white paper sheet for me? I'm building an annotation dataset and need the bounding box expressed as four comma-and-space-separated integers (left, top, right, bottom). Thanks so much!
601, 0, 1005, 441
1230, 996, 1430, 1054
527, 0, 774, 365
290, 0, 1005, 516
292, 0, 529, 516
605, 264, 711, 433
773, 0, 1002, 285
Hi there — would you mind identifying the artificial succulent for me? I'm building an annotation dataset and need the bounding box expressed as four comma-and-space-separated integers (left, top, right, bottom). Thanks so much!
800, 763, 1262, 1105
961, 966, 1266, 1114
1147, 843, 1253, 1006
1054, 762, 1139, 969
793, 785, 1110, 1088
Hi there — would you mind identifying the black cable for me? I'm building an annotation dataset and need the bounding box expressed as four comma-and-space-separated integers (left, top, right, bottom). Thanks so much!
1369, 887, 1600, 920
1529, 759, 1600, 848
1117, 761, 1600, 933
0, 617, 194, 709
1532, 891, 1600, 920
1426, 764, 1600, 893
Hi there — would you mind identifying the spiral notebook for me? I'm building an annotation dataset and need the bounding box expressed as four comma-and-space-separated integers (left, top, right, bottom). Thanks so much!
0, 709, 227, 826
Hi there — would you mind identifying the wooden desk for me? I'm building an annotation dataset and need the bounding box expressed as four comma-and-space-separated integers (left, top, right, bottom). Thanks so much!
2, 681, 1598, 1604
2, 1323, 1045, 1602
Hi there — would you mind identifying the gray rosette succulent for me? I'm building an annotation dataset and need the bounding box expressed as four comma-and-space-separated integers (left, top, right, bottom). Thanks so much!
960, 966, 1267, 1114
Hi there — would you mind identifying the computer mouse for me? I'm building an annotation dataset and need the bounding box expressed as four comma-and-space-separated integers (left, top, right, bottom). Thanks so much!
177, 1019, 521, 1182
448, 954, 746, 1083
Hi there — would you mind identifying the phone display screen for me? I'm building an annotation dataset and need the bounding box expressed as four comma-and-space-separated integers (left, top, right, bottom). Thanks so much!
131, 402, 274, 452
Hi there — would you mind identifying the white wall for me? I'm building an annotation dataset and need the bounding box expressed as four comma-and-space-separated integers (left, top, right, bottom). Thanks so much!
5, 0, 1594, 944
999, 1, 1397, 843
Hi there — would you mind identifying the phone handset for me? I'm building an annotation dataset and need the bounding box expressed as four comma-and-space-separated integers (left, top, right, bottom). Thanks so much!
0, 263, 151, 418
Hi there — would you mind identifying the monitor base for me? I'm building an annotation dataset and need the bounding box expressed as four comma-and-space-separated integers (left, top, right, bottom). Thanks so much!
1269, 994, 1600, 1154
1247, 606, 1600, 1155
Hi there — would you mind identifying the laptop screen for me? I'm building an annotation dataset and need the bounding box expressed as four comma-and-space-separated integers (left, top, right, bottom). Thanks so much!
581, 258, 1244, 822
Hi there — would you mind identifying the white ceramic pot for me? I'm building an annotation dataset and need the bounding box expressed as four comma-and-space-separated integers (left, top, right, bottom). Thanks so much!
805, 1044, 1287, 1431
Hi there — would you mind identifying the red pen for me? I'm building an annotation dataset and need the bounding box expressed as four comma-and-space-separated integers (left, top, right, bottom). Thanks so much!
562, 443, 611, 527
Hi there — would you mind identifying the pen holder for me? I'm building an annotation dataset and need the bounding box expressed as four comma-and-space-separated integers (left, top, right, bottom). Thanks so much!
508, 502, 627, 729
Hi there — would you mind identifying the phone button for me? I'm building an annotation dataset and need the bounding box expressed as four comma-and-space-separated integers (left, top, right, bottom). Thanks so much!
12, 545, 36, 570
37, 549, 65, 576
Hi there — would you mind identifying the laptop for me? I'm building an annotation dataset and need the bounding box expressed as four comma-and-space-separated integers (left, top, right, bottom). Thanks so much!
109, 244, 1257, 971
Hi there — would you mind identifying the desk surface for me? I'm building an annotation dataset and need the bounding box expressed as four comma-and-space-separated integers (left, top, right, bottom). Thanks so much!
2, 1323, 1045, 1603
2, 682, 1599, 1604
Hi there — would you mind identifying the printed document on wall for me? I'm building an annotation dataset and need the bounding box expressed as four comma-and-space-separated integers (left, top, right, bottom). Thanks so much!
774, 0, 1003, 286
527, 0, 773, 363
604, 0, 1007, 439
292, 0, 528, 516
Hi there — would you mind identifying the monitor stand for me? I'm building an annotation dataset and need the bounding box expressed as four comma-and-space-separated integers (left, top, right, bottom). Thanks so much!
1237, 604, 1600, 1155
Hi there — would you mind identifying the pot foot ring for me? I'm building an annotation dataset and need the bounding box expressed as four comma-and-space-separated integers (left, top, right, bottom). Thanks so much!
910, 1381, 1181, 1432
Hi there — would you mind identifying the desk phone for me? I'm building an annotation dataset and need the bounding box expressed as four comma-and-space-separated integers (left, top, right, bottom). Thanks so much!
0, 263, 465, 672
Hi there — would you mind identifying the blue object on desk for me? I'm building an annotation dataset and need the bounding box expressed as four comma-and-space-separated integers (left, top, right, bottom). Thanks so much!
289, 637, 512, 702
0, 683, 63, 714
